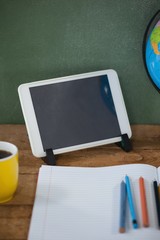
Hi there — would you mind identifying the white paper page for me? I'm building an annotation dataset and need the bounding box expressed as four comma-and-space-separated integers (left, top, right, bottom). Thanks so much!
28, 164, 159, 240
157, 167, 160, 183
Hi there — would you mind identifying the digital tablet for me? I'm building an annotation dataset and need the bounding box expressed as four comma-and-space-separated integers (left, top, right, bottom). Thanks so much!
18, 69, 131, 158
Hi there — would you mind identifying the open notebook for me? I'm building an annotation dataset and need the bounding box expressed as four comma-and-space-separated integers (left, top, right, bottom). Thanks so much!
28, 164, 160, 240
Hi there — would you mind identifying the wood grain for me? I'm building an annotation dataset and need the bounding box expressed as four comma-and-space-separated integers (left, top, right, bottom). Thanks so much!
0, 124, 160, 239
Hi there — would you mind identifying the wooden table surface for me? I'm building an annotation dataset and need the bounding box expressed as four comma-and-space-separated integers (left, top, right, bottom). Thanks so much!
0, 124, 160, 240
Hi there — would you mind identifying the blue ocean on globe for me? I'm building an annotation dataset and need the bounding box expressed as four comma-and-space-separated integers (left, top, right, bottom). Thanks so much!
146, 32, 160, 90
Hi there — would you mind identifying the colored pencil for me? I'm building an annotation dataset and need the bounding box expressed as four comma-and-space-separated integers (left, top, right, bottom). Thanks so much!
139, 177, 149, 227
158, 184, 160, 200
119, 180, 127, 233
153, 180, 160, 228
125, 175, 138, 229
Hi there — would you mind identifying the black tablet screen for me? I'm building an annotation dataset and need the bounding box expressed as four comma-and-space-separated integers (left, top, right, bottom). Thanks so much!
30, 75, 121, 151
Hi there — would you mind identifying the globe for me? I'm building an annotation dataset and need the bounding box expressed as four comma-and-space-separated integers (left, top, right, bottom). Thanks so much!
146, 20, 160, 89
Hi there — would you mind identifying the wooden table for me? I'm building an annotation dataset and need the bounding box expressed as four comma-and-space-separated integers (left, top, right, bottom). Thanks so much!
0, 124, 160, 239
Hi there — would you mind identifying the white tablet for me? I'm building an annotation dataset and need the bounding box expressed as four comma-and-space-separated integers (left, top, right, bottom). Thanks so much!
18, 69, 131, 158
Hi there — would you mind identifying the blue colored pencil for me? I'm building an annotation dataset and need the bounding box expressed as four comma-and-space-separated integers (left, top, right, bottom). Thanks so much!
125, 175, 138, 229
119, 180, 127, 233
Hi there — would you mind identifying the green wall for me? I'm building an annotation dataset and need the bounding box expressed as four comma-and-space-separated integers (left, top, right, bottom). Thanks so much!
0, 0, 159, 124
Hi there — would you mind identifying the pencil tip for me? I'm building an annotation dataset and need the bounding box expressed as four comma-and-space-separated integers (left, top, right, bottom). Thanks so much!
119, 227, 125, 233
133, 223, 138, 229
144, 224, 149, 228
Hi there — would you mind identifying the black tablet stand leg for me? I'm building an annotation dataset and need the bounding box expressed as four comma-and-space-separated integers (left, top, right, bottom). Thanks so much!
42, 149, 56, 165
116, 134, 132, 152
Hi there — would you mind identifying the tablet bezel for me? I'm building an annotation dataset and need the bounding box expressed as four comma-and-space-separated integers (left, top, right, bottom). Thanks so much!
18, 69, 131, 157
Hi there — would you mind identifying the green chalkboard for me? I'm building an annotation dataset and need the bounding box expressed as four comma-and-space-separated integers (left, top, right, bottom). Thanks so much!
0, 0, 159, 124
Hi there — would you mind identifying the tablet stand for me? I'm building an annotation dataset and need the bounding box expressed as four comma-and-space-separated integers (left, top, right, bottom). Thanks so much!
42, 134, 132, 165
116, 133, 132, 152
43, 149, 56, 165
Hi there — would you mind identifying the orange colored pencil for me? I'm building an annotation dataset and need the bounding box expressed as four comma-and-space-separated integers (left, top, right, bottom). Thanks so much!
139, 177, 149, 227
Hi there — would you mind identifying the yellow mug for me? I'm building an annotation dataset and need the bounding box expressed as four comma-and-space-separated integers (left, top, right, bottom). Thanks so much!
0, 141, 18, 203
